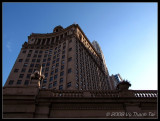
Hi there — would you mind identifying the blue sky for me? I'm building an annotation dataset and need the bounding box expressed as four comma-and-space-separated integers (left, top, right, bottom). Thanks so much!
2, 2, 157, 90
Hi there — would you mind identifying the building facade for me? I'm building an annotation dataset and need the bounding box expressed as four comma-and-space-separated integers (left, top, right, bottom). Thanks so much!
3, 80, 158, 118
92, 40, 109, 75
3, 24, 158, 118
4, 24, 111, 90
110, 74, 123, 90
92, 40, 111, 89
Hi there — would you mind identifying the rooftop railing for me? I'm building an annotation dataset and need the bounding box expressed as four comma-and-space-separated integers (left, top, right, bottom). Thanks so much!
40, 89, 158, 98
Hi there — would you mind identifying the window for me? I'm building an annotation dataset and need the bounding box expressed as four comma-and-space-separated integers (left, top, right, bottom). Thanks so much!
53, 81, 57, 86
22, 50, 26, 53
42, 63, 45, 67
54, 74, 58, 79
9, 80, 14, 85
35, 50, 38, 53
43, 59, 46, 62
61, 65, 64, 70
42, 68, 44, 72
48, 54, 52, 57
33, 69, 36, 72
39, 50, 43, 54
52, 60, 56, 64
58, 49, 61, 52
28, 69, 33, 73
25, 59, 29, 62
43, 79, 47, 84
62, 60, 65, 64
59, 85, 63, 90
49, 83, 52, 88
52, 65, 55, 69
45, 73, 48, 78
60, 71, 64, 76
56, 58, 59, 62
37, 59, 40, 62
62, 50, 65, 54
68, 68, 72, 73
21, 68, 26, 72
45, 50, 48, 53
29, 50, 32, 53
60, 78, 63, 83
51, 71, 54, 75
19, 74, 24, 78
42, 86, 46, 89
19, 59, 23, 62
30, 63, 34, 67
27, 54, 31, 57
46, 62, 50, 66
44, 54, 47, 58
67, 82, 71, 88
45, 67, 49, 71
62, 55, 65, 59
76, 83, 79, 88
68, 57, 72, 62
23, 63, 28, 67
49, 49, 52, 53
33, 54, 37, 58
56, 63, 59, 67
24, 80, 29, 85
50, 77, 53, 82
32, 59, 36, 62
38, 55, 42, 58
48, 58, 51, 61
17, 80, 22, 85
14, 69, 19, 72
53, 56, 56, 59
55, 68, 58, 73
26, 74, 31, 79
69, 48, 72, 51
35, 64, 39, 67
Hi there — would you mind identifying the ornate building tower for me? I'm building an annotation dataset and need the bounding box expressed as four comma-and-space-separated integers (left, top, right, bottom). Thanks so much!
92, 40, 108, 75
4, 24, 111, 90
3, 24, 157, 118
92, 40, 111, 89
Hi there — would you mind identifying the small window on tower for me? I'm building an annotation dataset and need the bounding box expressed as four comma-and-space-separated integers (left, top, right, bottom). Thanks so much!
68, 68, 72, 73
59, 85, 63, 90
19, 59, 23, 62
9, 80, 14, 85
24, 80, 29, 85
14, 69, 19, 72
67, 82, 71, 88
17, 80, 22, 85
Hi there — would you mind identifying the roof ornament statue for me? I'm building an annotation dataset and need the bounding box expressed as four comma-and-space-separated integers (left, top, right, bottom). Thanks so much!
30, 64, 45, 83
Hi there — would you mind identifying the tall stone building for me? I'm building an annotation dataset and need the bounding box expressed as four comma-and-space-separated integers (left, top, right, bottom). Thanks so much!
92, 40, 109, 75
92, 40, 111, 89
110, 74, 123, 90
4, 24, 111, 90
3, 24, 158, 118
